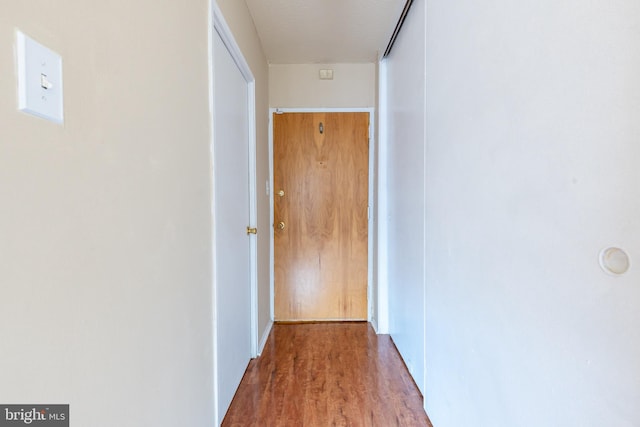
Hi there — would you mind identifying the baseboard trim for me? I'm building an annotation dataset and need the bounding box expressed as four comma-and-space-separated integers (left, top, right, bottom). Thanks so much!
371, 318, 380, 334
257, 320, 273, 356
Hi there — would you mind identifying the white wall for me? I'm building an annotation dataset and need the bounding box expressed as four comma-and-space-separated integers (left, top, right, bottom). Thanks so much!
269, 63, 375, 108
385, 0, 640, 426
383, 0, 427, 394
216, 0, 271, 349
0, 1, 214, 426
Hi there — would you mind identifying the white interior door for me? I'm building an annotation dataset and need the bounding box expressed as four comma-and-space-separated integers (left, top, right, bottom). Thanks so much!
213, 29, 252, 423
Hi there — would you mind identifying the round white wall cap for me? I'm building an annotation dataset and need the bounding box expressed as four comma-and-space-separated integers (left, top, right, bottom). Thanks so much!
599, 247, 630, 276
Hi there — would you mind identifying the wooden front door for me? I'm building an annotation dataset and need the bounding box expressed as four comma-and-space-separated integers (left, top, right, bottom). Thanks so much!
273, 112, 369, 320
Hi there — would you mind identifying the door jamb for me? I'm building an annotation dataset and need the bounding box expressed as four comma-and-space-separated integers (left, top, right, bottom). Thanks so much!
268, 107, 376, 323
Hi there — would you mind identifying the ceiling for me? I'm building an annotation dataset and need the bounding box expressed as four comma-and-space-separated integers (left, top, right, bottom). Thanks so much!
244, 0, 406, 64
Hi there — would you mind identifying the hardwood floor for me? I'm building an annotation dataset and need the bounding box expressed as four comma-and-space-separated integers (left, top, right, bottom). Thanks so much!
222, 322, 433, 427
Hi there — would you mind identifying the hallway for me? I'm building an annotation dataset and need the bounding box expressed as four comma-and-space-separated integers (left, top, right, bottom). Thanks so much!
222, 322, 432, 426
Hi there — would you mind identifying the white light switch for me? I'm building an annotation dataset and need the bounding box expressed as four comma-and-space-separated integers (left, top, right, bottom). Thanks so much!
16, 31, 64, 124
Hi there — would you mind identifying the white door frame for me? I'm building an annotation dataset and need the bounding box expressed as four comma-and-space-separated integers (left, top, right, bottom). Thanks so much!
377, 59, 389, 335
209, 2, 258, 424
268, 107, 376, 323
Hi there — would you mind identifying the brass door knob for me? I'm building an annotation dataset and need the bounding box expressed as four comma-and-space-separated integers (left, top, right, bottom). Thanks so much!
277, 190, 285, 197
246, 227, 257, 235
277, 221, 285, 230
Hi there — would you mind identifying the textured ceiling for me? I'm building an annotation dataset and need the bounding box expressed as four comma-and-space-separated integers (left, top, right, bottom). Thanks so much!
244, 0, 406, 64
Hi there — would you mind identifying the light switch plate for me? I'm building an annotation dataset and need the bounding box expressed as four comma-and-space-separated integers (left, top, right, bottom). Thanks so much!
16, 31, 64, 124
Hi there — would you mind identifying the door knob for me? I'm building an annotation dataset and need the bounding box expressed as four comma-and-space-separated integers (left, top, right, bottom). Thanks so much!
277, 190, 285, 197
246, 226, 257, 235
277, 221, 285, 230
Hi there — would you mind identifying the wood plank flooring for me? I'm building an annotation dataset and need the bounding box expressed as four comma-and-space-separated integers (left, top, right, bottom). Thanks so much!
222, 322, 433, 427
